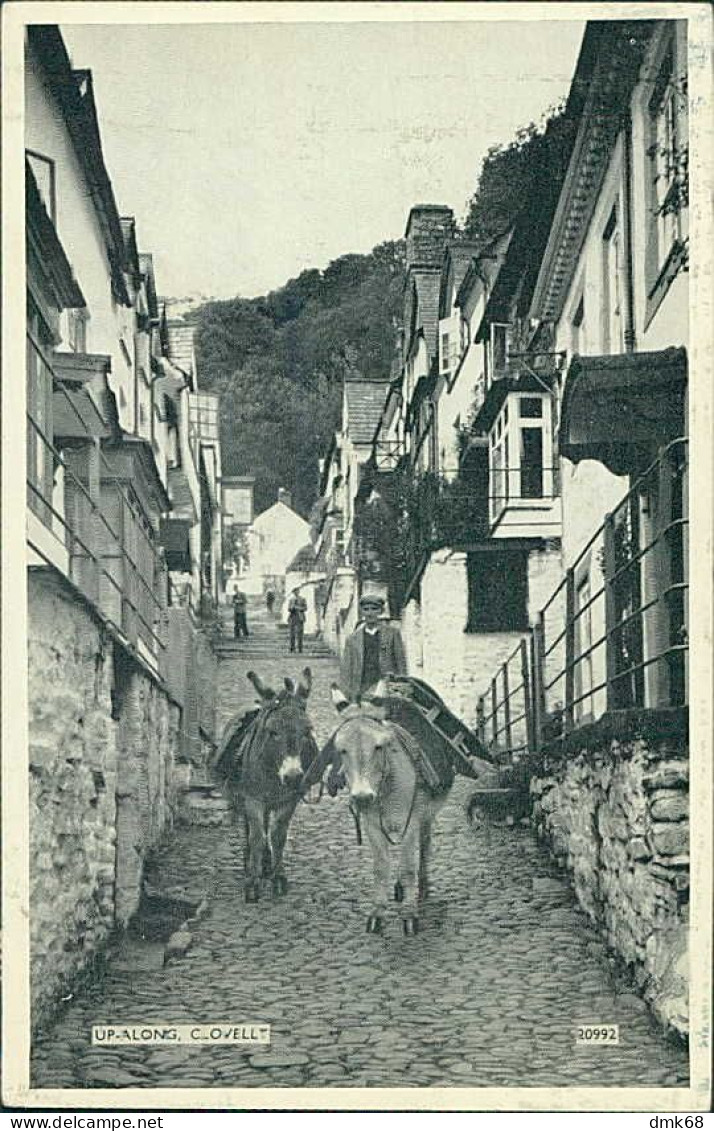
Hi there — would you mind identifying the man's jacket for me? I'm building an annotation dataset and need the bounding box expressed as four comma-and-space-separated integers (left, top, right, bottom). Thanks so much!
340, 621, 408, 701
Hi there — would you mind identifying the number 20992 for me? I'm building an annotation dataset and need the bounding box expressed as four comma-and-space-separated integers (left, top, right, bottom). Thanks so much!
576, 1025, 619, 1044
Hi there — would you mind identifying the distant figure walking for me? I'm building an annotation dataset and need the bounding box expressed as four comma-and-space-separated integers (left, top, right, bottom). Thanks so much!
288, 588, 308, 654
265, 589, 276, 616
233, 588, 249, 638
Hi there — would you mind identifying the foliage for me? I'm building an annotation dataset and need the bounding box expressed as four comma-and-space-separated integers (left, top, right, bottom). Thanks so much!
462, 103, 573, 245
193, 241, 405, 517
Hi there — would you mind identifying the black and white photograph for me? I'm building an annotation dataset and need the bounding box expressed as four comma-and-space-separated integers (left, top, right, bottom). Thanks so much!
2, 0, 712, 1113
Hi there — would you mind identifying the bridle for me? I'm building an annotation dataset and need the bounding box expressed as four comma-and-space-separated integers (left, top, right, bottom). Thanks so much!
328, 712, 419, 846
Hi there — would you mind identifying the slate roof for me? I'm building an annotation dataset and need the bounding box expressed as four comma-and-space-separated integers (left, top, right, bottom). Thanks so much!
439, 241, 482, 317
166, 320, 196, 383
286, 543, 318, 573
344, 379, 390, 445
411, 269, 441, 361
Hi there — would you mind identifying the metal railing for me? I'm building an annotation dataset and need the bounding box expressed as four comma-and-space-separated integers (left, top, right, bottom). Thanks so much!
26, 332, 169, 673
475, 437, 688, 757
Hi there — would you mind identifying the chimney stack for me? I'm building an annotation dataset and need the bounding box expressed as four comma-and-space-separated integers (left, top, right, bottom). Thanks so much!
405, 205, 455, 272
278, 487, 292, 509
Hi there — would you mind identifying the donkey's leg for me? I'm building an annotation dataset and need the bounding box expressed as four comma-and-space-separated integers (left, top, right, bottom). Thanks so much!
418, 818, 433, 902
397, 820, 421, 935
243, 795, 265, 902
363, 810, 390, 934
268, 803, 295, 897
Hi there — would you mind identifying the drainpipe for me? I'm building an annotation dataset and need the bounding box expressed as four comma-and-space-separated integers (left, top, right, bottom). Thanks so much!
622, 109, 637, 353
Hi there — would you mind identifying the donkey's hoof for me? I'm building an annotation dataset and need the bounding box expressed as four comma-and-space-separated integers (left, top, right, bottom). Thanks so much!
244, 882, 260, 904
272, 875, 288, 897
366, 914, 384, 935
403, 915, 419, 936
394, 881, 404, 903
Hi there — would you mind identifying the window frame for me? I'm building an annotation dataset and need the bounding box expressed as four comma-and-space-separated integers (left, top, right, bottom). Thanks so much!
26, 149, 57, 224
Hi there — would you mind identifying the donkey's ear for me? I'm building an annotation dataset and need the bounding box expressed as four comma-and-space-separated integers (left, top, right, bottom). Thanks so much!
284, 677, 296, 694
247, 670, 276, 701
330, 683, 350, 713
297, 667, 312, 699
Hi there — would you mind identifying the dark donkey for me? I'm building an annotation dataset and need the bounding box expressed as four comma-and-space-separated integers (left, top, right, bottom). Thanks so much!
224, 668, 318, 903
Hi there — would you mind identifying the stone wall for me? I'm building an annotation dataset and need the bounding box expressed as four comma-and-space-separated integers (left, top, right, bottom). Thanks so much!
28, 570, 183, 1028
113, 655, 181, 926
165, 607, 218, 776
531, 720, 689, 1036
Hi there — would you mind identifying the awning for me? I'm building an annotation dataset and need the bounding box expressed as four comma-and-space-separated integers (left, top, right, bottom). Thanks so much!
160, 517, 193, 573
53, 388, 110, 441
559, 349, 687, 476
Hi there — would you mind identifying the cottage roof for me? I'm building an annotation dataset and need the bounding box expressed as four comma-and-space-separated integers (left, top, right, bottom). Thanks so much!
286, 543, 318, 573
414, 269, 442, 361
27, 29, 130, 307
166, 320, 196, 386
344, 379, 390, 445
439, 241, 482, 318
530, 21, 655, 324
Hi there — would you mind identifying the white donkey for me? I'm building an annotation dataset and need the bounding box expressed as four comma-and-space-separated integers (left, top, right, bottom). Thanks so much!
326, 685, 452, 935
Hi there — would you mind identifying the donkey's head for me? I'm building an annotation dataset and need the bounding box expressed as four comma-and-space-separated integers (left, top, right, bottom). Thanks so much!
247, 668, 316, 786
327, 684, 394, 807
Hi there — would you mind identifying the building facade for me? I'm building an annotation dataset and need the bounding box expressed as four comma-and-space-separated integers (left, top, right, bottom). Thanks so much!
24, 26, 222, 1026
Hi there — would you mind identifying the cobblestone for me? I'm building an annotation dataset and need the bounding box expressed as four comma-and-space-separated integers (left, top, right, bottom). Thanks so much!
31, 618, 688, 1091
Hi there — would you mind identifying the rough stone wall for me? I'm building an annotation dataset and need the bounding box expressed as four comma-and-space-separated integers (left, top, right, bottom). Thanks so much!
29, 573, 118, 1029
114, 666, 181, 927
28, 570, 183, 1027
531, 733, 689, 1036
165, 607, 217, 776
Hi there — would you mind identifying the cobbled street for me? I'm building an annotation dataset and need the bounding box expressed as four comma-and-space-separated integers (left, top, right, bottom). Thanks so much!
32, 603, 688, 1091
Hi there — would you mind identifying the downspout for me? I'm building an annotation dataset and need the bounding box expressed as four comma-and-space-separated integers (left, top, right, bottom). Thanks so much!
622, 109, 637, 353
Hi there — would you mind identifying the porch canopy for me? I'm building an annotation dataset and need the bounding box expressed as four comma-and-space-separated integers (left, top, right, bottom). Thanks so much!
559, 348, 687, 476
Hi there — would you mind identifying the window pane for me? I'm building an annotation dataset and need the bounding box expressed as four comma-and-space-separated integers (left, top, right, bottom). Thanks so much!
520, 428, 543, 498
519, 396, 543, 418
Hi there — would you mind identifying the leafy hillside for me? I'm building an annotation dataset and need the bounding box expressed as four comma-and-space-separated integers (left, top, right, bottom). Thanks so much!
193, 241, 405, 517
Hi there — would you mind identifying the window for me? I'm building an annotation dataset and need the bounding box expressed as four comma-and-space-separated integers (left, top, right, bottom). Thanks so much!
571, 294, 585, 356
648, 39, 685, 278
460, 315, 470, 357
26, 150, 56, 223
441, 332, 450, 373
603, 206, 623, 354
489, 323, 511, 383
489, 393, 554, 523
466, 550, 529, 633
66, 308, 88, 353
27, 298, 55, 527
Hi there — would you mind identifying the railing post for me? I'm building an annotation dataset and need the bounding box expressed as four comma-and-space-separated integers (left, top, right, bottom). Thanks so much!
87, 438, 101, 605
502, 661, 513, 752
521, 637, 534, 752
603, 513, 618, 711
490, 677, 498, 751
564, 566, 575, 733
534, 610, 547, 742
476, 697, 486, 748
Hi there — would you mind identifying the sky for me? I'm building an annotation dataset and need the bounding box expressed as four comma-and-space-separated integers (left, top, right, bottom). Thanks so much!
62, 18, 585, 303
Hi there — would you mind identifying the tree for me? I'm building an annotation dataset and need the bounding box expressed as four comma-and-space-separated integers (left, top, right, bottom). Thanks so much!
193, 241, 405, 517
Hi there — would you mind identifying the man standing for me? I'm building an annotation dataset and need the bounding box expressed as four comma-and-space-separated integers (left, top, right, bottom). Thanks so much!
340, 593, 407, 702
232, 587, 249, 638
287, 588, 308, 654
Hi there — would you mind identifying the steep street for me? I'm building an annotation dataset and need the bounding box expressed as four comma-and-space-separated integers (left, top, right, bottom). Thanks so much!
31, 599, 688, 1092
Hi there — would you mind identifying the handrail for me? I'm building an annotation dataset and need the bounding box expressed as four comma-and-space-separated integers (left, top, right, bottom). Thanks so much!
476, 437, 688, 756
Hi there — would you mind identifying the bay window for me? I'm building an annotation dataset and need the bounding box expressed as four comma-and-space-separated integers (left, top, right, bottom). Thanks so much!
489, 392, 554, 524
